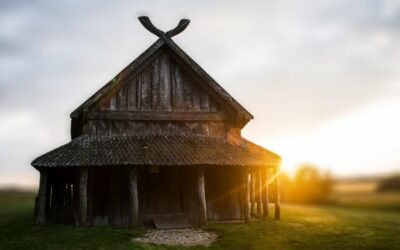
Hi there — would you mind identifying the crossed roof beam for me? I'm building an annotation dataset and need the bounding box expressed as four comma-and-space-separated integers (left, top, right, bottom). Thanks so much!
138, 16, 190, 39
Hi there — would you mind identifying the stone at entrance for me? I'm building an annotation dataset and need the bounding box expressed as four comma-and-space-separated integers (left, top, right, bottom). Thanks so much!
132, 229, 218, 247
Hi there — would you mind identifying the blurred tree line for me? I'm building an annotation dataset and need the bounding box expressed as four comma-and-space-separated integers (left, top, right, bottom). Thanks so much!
279, 164, 333, 204
378, 175, 400, 192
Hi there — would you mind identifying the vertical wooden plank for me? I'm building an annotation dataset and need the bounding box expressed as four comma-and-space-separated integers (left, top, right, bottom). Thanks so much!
250, 172, 255, 215
200, 90, 210, 111
210, 99, 218, 112
242, 167, 250, 222
151, 58, 159, 110
109, 95, 118, 111
87, 169, 93, 225
262, 169, 269, 218
195, 166, 207, 226
45, 171, 52, 217
73, 171, 80, 226
127, 77, 137, 111
36, 169, 47, 225
141, 67, 151, 110
108, 169, 122, 225
100, 98, 111, 111
256, 171, 262, 217
79, 168, 88, 226
170, 63, 176, 109
192, 85, 201, 111
82, 120, 97, 135
159, 53, 171, 111
121, 168, 130, 224
129, 167, 139, 228
117, 85, 127, 111
174, 64, 184, 110
183, 76, 192, 110
274, 167, 281, 220
137, 75, 142, 110
90, 120, 97, 135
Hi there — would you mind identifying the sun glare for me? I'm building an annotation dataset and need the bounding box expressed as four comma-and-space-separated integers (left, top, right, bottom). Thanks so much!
260, 97, 400, 177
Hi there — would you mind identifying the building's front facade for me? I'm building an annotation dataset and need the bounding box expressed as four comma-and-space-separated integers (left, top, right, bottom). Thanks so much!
32, 17, 281, 227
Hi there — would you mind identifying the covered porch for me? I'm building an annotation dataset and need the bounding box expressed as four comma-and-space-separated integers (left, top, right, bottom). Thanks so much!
33, 134, 281, 227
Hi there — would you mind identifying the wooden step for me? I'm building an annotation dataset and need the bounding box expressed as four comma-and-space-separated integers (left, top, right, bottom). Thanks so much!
152, 218, 191, 229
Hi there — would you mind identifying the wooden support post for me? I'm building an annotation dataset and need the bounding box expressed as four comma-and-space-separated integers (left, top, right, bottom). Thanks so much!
196, 166, 207, 226
250, 172, 255, 215
242, 167, 250, 222
36, 169, 47, 225
274, 167, 281, 220
45, 171, 51, 218
79, 168, 88, 226
262, 169, 269, 218
256, 171, 262, 217
129, 167, 139, 228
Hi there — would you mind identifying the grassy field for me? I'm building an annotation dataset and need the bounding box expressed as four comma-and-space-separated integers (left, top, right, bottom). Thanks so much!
333, 179, 400, 212
1, 190, 400, 249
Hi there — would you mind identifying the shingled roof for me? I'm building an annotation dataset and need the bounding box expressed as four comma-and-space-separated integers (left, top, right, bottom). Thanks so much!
31, 134, 280, 168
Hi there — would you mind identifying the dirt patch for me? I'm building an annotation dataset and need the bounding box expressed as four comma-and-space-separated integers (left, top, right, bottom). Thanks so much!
132, 228, 218, 247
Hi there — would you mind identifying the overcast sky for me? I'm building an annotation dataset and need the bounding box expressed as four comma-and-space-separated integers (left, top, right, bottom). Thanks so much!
1, 0, 400, 187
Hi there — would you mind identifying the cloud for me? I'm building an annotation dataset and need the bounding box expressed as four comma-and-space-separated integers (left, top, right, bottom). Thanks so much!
1, 0, 400, 185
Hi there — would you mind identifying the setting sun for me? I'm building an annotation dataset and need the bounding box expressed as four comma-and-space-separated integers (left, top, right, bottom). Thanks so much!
245, 97, 400, 177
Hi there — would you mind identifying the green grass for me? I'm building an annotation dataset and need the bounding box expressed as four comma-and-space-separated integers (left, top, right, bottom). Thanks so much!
1, 192, 400, 250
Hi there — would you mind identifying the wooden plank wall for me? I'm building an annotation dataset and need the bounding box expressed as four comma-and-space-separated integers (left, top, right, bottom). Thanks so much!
99, 52, 219, 113
80, 51, 234, 138
204, 166, 242, 221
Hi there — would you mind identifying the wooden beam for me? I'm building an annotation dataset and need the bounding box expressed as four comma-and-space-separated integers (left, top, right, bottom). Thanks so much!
256, 171, 262, 217
79, 168, 88, 226
274, 167, 281, 220
262, 169, 269, 218
242, 167, 250, 222
250, 173, 255, 215
129, 167, 139, 228
36, 169, 47, 225
196, 166, 207, 226
87, 110, 232, 122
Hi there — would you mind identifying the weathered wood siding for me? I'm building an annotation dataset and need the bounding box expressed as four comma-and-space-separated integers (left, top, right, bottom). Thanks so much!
80, 51, 235, 137
99, 52, 220, 112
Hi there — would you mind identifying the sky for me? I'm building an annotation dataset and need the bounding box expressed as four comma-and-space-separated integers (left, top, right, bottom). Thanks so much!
1, 0, 400, 187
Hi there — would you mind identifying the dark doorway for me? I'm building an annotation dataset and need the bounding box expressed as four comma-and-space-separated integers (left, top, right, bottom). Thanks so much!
144, 166, 183, 219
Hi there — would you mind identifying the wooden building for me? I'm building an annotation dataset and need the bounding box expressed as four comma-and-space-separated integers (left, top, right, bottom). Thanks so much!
32, 17, 281, 227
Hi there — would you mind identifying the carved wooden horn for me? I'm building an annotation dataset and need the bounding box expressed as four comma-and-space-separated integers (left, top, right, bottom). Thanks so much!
138, 16, 190, 39
166, 19, 190, 38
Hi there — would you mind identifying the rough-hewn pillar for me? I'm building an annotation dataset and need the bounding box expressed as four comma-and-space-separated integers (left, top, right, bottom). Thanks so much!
242, 167, 250, 222
250, 172, 255, 215
256, 171, 262, 217
129, 167, 139, 228
195, 166, 207, 226
79, 168, 88, 226
262, 169, 269, 218
36, 169, 48, 225
274, 167, 281, 220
